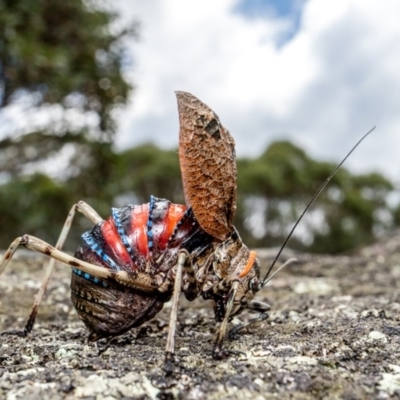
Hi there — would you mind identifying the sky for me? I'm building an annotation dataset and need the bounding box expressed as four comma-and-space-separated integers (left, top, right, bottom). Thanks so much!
0, 0, 399, 185
110, 0, 400, 184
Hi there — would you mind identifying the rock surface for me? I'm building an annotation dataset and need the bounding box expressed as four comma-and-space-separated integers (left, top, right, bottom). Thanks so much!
1, 231, 400, 399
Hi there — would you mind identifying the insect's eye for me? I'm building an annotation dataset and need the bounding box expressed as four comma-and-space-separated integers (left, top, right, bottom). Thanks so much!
249, 277, 261, 293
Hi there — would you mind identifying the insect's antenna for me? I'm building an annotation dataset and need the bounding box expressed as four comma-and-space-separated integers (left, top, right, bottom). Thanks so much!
263, 257, 297, 285
262, 126, 375, 286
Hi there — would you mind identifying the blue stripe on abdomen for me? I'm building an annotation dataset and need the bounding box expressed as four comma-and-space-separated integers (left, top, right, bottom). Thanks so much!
112, 207, 135, 259
81, 231, 120, 271
72, 267, 107, 287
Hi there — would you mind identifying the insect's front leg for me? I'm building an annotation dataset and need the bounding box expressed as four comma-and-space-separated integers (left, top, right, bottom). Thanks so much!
212, 280, 240, 359
228, 300, 270, 340
1, 235, 161, 294
0, 201, 102, 336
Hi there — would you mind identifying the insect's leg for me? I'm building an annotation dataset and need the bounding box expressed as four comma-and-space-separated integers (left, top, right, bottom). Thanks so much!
229, 300, 271, 339
228, 300, 270, 340
164, 250, 187, 374
33, 235, 159, 291
247, 300, 271, 312
0, 201, 102, 336
228, 313, 269, 340
212, 281, 240, 360
1, 237, 160, 329
182, 257, 201, 301
74, 201, 103, 225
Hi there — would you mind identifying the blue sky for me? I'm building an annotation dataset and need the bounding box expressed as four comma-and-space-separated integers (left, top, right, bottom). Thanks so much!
236, 0, 304, 20
235, 0, 306, 45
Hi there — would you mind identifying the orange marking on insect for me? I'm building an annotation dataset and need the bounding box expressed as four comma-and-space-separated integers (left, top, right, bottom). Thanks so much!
179, 146, 190, 206
239, 251, 257, 278
130, 204, 149, 258
158, 204, 188, 249
102, 218, 133, 268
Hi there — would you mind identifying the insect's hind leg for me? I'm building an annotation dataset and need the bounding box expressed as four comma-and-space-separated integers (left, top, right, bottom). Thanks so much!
0, 201, 103, 336
164, 250, 188, 374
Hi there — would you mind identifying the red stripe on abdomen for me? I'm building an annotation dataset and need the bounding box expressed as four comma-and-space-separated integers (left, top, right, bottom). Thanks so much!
158, 204, 187, 249
101, 218, 135, 269
128, 204, 150, 260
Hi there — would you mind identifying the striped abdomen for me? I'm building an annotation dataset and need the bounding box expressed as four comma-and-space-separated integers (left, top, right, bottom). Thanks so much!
71, 196, 211, 340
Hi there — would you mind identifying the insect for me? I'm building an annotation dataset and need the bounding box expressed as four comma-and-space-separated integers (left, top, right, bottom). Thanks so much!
0, 92, 372, 370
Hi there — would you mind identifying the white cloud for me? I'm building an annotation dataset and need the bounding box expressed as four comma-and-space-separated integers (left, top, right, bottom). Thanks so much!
112, 0, 400, 184
1, 0, 399, 184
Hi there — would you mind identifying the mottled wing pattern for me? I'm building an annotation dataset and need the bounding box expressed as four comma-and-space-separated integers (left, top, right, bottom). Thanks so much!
176, 91, 237, 241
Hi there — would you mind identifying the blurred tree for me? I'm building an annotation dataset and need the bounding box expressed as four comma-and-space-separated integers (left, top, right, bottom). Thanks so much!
0, 173, 71, 245
0, 0, 135, 246
308, 171, 393, 253
237, 141, 394, 253
0, 134, 395, 252
393, 203, 400, 228
108, 144, 183, 206
0, 0, 134, 191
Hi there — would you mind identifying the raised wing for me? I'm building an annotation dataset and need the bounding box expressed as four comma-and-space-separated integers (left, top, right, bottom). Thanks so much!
176, 91, 237, 241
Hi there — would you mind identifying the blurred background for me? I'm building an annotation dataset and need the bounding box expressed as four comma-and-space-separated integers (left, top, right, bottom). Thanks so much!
0, 0, 399, 254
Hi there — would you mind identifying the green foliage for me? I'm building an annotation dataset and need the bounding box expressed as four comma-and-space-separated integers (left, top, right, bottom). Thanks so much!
237, 141, 394, 253
393, 204, 400, 227
0, 0, 134, 183
309, 172, 392, 253
0, 137, 396, 253
0, 0, 134, 247
108, 144, 183, 205
0, 173, 70, 245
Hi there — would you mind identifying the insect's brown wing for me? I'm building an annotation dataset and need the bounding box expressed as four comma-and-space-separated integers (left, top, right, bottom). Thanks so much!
176, 91, 237, 241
